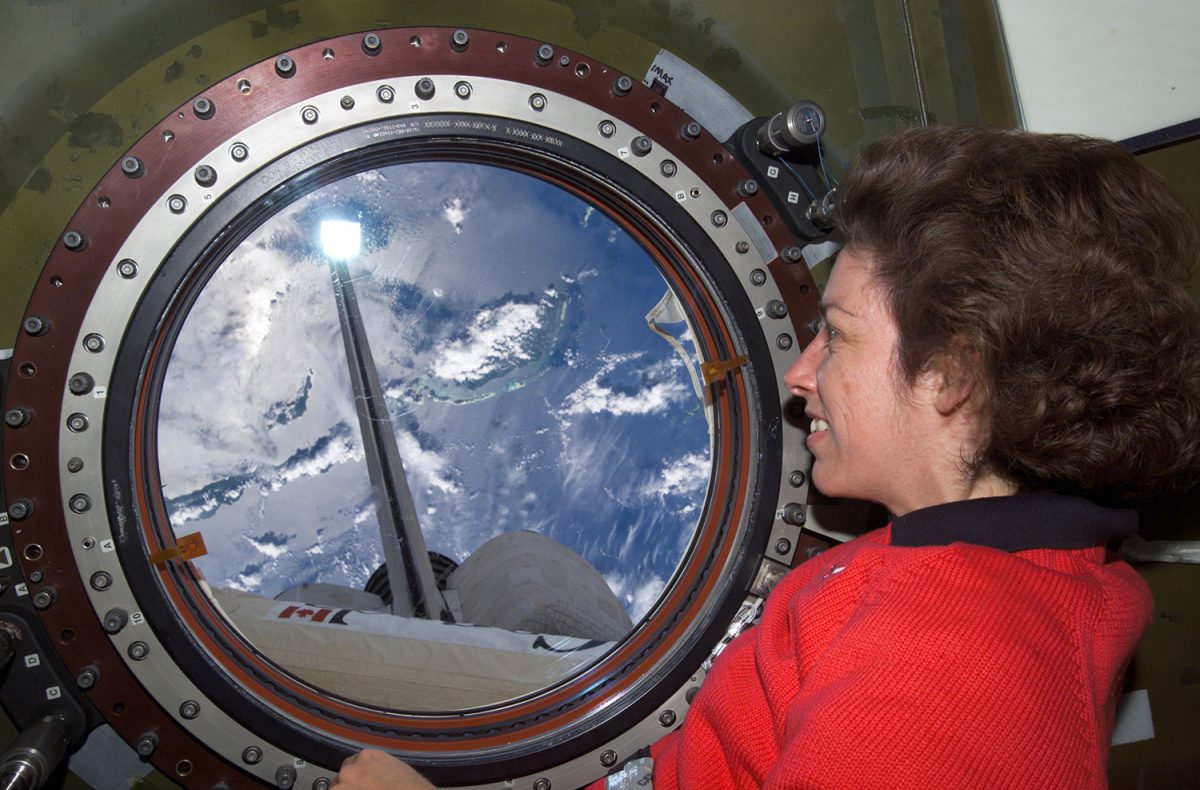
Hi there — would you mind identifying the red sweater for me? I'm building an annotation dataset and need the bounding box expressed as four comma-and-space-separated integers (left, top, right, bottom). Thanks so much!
622, 495, 1152, 789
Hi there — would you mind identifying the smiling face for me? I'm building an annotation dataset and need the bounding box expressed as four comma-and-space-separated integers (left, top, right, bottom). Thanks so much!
783, 246, 999, 515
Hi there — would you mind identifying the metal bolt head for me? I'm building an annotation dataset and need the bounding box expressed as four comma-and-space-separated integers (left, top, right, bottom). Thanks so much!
599, 750, 618, 767
711, 210, 728, 228
128, 641, 149, 660
71, 494, 93, 514
535, 44, 554, 65
737, 179, 759, 197
8, 499, 32, 520
33, 587, 57, 610
102, 608, 128, 634
681, 121, 702, 140
23, 315, 48, 336
631, 136, 652, 156
782, 245, 804, 263
67, 413, 89, 433
782, 502, 807, 526
5, 407, 31, 428
276, 765, 297, 789
338, 95, 355, 111
776, 333, 793, 350
775, 537, 793, 555
376, 85, 395, 103
766, 299, 788, 319
28, 570, 42, 584
529, 93, 547, 111
454, 81, 472, 100
69, 372, 94, 395
117, 259, 138, 278
168, 194, 187, 214
312, 779, 331, 790
194, 165, 217, 187
362, 32, 382, 55
63, 230, 87, 251
450, 29, 470, 51
788, 469, 806, 488
180, 700, 201, 719
533, 780, 551, 790
67, 457, 85, 473
275, 55, 296, 78
90, 571, 112, 591
77, 665, 99, 690
121, 156, 144, 178
242, 746, 263, 765
558, 54, 570, 67
736, 240, 750, 254
750, 269, 767, 286
659, 709, 677, 727
300, 106, 319, 125
227, 142, 249, 163
612, 75, 633, 96
83, 333, 105, 352
415, 78, 435, 100
192, 97, 214, 119
598, 120, 616, 138
660, 160, 677, 177
136, 731, 158, 757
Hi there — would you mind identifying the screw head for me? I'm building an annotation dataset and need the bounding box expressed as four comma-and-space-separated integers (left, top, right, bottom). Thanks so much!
659, 709, 677, 727
33, 587, 57, 610
77, 665, 99, 690
71, 494, 93, 514
766, 299, 788, 319
275, 55, 296, 77
242, 746, 263, 765
529, 93, 547, 111
681, 121, 702, 140
5, 407, 31, 428
128, 641, 149, 660
782, 245, 804, 263
67, 413, 89, 433
613, 75, 633, 96
167, 194, 187, 214
312, 780, 331, 790
454, 81, 472, 99
711, 210, 728, 228
736, 241, 750, 254
362, 33, 382, 55
300, 106, 319, 125
69, 372, 94, 395
180, 700, 201, 719
117, 259, 138, 278
62, 230, 87, 251
415, 78, 435, 100
660, 160, 678, 177
631, 136, 652, 156
775, 538, 793, 555
8, 498, 32, 520
750, 269, 767, 286
22, 315, 48, 335
275, 765, 297, 789
67, 457, 85, 473
136, 732, 158, 757
103, 608, 128, 634
376, 85, 395, 103
83, 333, 105, 352
598, 120, 616, 138
533, 780, 551, 790
339, 95, 355, 110
738, 179, 759, 197
776, 334, 793, 350
599, 750, 618, 767
788, 470, 806, 487
90, 571, 112, 591
194, 165, 217, 187
535, 44, 554, 65
781, 502, 807, 526
450, 29, 470, 51
121, 156, 144, 178
192, 97, 214, 119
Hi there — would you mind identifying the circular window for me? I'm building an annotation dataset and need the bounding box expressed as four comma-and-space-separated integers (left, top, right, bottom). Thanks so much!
2, 27, 821, 788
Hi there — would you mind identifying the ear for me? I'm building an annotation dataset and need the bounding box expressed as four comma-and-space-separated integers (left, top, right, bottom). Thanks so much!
921, 346, 977, 416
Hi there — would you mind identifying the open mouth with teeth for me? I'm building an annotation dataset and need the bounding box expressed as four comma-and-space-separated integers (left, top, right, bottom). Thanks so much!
810, 418, 830, 433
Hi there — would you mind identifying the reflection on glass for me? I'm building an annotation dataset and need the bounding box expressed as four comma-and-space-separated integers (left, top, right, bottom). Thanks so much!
158, 161, 712, 710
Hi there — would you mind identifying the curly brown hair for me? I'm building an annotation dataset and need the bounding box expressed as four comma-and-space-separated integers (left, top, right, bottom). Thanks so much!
835, 125, 1200, 498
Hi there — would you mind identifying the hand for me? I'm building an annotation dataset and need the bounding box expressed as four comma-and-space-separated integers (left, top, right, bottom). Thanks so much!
333, 749, 437, 789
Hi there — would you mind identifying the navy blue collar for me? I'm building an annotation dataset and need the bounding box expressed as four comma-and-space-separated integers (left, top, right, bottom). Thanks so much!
890, 492, 1137, 551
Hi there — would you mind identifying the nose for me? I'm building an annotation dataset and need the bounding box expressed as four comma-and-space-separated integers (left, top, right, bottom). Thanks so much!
783, 332, 822, 398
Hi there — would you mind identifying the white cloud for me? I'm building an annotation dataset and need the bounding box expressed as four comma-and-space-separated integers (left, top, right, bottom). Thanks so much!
431, 302, 544, 383
442, 197, 468, 233
396, 430, 460, 495
642, 452, 711, 500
